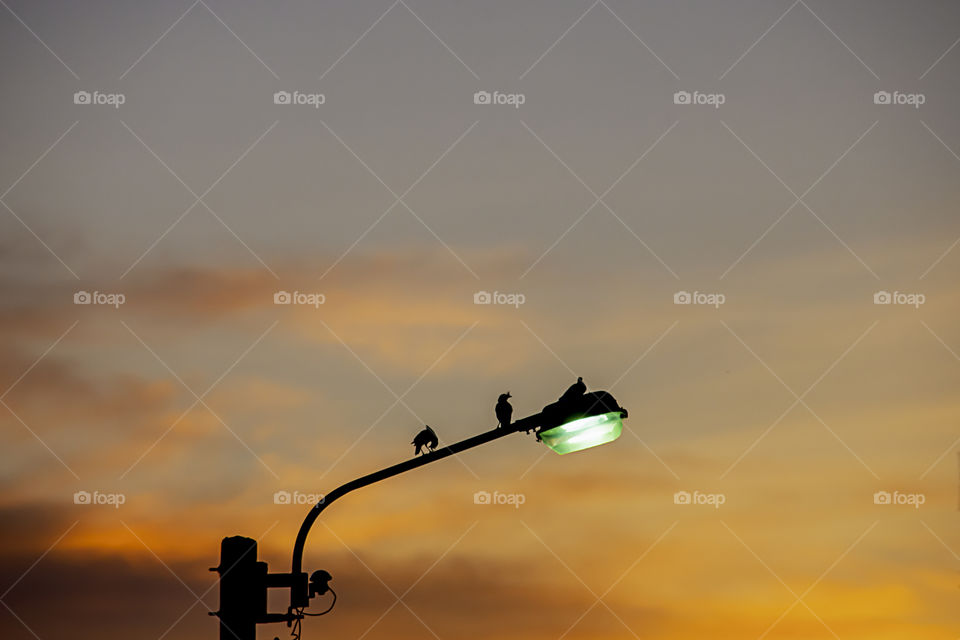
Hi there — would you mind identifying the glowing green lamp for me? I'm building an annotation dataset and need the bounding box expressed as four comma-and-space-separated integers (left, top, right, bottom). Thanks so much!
539, 411, 624, 454
536, 390, 627, 455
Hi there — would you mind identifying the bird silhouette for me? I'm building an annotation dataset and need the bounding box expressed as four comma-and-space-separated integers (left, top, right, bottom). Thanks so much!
495, 392, 513, 428
559, 376, 586, 402
412, 425, 439, 455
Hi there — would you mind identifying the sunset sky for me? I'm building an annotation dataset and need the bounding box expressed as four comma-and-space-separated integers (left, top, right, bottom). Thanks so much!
1, 1, 959, 639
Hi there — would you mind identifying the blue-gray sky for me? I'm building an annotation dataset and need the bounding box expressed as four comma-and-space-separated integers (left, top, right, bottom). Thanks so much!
1, 2, 959, 639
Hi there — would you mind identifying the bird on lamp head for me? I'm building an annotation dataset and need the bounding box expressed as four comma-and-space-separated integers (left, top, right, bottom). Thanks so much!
495, 392, 513, 428
412, 425, 439, 456
559, 376, 586, 402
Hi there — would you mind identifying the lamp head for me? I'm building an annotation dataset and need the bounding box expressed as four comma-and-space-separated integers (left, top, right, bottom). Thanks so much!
537, 390, 627, 455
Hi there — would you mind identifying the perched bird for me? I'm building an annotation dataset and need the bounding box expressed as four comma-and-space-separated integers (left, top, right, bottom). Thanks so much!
412, 425, 439, 456
495, 392, 513, 428
559, 376, 586, 402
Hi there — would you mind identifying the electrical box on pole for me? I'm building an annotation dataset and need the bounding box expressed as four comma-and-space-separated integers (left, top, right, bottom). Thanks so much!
211, 536, 263, 640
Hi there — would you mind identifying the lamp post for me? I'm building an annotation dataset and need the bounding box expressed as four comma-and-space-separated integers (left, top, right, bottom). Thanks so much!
211, 388, 627, 640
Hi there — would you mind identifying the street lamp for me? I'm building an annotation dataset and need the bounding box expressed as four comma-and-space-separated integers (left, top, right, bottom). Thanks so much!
211, 385, 627, 640
539, 411, 624, 454
537, 390, 628, 455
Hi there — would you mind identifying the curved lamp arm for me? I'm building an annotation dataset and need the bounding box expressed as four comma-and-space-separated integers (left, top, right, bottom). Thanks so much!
290, 413, 542, 593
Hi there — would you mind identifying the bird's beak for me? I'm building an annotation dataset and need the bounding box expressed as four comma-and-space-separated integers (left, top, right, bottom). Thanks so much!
507, 392, 511, 398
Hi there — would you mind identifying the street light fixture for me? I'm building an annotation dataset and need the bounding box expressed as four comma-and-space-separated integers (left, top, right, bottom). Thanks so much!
211, 384, 628, 640
536, 390, 628, 455
539, 411, 624, 454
